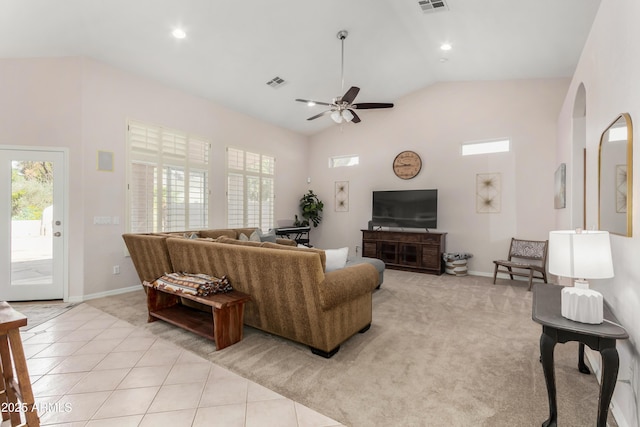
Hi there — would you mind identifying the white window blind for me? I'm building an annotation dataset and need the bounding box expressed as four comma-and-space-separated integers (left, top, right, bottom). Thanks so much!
127, 120, 210, 233
226, 147, 275, 231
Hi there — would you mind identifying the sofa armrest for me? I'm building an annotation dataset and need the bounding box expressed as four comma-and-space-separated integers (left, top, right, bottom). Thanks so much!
318, 263, 378, 311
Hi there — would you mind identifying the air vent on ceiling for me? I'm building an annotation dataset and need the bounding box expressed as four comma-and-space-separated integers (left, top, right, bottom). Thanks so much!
418, 0, 449, 13
266, 76, 286, 88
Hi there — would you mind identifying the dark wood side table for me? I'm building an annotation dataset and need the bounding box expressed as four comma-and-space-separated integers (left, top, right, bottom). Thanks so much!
532, 283, 628, 427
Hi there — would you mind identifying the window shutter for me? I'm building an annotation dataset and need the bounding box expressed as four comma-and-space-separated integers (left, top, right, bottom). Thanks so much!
129, 162, 156, 233
226, 148, 275, 230
127, 120, 209, 233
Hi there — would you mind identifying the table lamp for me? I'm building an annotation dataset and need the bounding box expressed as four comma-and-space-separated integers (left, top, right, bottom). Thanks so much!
548, 230, 614, 324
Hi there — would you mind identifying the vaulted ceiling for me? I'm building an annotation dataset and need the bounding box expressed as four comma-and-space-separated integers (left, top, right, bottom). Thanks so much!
0, 0, 601, 135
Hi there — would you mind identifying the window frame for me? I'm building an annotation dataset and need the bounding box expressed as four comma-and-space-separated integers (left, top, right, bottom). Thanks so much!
461, 138, 511, 156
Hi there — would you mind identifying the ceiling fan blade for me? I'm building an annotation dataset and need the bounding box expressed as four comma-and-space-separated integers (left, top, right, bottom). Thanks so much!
295, 98, 333, 107
352, 102, 394, 110
348, 110, 361, 123
341, 86, 360, 104
307, 110, 332, 121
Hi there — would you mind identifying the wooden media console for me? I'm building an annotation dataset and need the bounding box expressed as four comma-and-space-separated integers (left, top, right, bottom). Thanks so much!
362, 229, 447, 275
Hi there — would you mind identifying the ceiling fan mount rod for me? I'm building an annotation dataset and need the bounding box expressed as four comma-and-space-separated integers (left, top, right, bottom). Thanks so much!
337, 30, 348, 92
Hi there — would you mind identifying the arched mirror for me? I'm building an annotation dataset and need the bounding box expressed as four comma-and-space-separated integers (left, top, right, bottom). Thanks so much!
599, 113, 633, 236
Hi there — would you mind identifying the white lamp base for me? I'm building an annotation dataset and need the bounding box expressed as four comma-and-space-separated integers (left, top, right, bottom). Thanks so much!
561, 283, 603, 324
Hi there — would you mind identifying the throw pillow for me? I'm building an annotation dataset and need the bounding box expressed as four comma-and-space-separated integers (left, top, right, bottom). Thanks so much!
258, 229, 277, 243
249, 230, 261, 242
325, 247, 349, 272
297, 244, 311, 249
238, 233, 249, 241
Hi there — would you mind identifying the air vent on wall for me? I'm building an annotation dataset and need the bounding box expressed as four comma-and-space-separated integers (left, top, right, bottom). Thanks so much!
418, 0, 449, 13
266, 76, 286, 88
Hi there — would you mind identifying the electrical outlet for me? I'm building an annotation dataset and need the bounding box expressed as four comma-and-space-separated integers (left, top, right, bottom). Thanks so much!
112, 265, 120, 275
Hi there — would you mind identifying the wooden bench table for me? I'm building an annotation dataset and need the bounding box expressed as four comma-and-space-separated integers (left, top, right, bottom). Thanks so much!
143, 283, 251, 350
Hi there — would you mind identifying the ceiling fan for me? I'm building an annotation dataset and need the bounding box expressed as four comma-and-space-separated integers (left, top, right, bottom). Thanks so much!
296, 30, 394, 124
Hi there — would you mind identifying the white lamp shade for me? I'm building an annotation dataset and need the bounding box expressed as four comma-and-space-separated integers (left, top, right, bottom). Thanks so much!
342, 109, 354, 122
548, 230, 614, 279
331, 111, 343, 123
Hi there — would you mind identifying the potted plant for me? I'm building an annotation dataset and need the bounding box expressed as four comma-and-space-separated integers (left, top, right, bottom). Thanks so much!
294, 190, 324, 227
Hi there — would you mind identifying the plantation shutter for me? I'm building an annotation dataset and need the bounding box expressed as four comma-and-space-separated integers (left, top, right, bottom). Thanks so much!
127, 120, 210, 233
226, 147, 275, 230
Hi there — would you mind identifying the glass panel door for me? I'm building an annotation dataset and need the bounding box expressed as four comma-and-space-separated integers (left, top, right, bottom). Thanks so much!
0, 148, 65, 301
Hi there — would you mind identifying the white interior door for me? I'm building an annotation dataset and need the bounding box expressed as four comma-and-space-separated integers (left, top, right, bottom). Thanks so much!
0, 148, 66, 301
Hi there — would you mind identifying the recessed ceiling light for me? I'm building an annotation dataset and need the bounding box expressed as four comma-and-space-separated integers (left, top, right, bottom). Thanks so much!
172, 29, 186, 39
440, 43, 452, 51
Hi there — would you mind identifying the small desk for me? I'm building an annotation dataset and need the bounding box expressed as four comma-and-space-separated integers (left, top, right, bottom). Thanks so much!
532, 283, 628, 427
274, 226, 310, 245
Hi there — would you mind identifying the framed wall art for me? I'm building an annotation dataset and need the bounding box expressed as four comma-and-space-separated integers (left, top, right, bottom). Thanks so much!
335, 181, 349, 212
476, 173, 501, 213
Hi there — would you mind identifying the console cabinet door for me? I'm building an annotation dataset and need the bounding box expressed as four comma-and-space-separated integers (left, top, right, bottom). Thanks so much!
399, 243, 420, 267
421, 245, 440, 270
378, 242, 398, 264
363, 241, 377, 258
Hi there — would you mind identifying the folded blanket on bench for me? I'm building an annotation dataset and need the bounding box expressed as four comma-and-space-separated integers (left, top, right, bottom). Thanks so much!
145, 272, 232, 297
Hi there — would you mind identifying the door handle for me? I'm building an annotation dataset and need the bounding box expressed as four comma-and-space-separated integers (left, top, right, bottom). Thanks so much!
54, 232, 61, 237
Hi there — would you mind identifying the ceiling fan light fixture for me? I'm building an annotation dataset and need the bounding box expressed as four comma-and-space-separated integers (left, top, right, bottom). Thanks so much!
331, 110, 343, 123
342, 109, 354, 122
172, 28, 186, 39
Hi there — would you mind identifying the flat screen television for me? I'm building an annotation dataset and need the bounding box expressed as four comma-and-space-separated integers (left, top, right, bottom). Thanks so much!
372, 189, 437, 229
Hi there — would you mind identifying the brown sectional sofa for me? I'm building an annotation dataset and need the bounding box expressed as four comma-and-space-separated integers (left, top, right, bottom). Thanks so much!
123, 228, 381, 357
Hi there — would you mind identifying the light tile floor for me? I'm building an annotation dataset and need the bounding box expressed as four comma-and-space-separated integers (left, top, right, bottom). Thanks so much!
3, 304, 343, 427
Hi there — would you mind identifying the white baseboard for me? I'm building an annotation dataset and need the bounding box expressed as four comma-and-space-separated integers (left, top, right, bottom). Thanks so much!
467, 270, 516, 280
66, 285, 141, 303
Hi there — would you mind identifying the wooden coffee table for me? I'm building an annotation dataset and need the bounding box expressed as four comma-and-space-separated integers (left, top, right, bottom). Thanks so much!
143, 283, 251, 350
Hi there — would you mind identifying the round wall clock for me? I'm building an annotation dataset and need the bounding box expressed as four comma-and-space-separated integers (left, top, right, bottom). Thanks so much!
393, 150, 422, 180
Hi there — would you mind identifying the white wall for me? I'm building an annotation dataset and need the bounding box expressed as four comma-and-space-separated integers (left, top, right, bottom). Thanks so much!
307, 79, 568, 275
556, 0, 640, 425
1, 57, 310, 301
0, 57, 86, 299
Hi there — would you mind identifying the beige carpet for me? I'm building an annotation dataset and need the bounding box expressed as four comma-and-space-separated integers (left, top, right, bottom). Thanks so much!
85, 270, 614, 427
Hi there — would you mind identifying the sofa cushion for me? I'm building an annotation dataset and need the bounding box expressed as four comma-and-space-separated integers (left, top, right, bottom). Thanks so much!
258, 229, 277, 243
262, 242, 327, 271
198, 229, 237, 239
325, 247, 349, 272
217, 236, 265, 247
